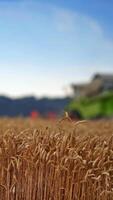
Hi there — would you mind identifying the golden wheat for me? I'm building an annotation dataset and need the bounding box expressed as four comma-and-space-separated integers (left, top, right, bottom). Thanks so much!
0, 118, 113, 200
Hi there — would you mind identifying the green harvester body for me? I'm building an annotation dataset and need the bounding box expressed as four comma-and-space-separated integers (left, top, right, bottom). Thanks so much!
67, 92, 113, 119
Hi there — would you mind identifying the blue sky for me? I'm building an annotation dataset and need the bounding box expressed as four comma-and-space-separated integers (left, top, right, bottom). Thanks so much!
0, 0, 113, 97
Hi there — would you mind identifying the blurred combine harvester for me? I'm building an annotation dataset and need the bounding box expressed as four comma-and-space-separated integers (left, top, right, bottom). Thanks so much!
67, 73, 113, 119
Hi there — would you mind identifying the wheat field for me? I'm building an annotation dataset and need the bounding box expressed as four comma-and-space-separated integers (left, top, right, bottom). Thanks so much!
0, 118, 113, 200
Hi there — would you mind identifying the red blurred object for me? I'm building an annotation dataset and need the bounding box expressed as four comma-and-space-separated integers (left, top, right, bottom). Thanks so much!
30, 111, 39, 119
47, 112, 57, 120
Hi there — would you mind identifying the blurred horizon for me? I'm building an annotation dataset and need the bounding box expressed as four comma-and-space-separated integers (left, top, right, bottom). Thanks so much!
0, 0, 113, 98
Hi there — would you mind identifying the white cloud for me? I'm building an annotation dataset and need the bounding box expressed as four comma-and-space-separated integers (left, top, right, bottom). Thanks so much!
83, 16, 103, 35
53, 9, 76, 32
52, 6, 113, 66
53, 7, 103, 35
